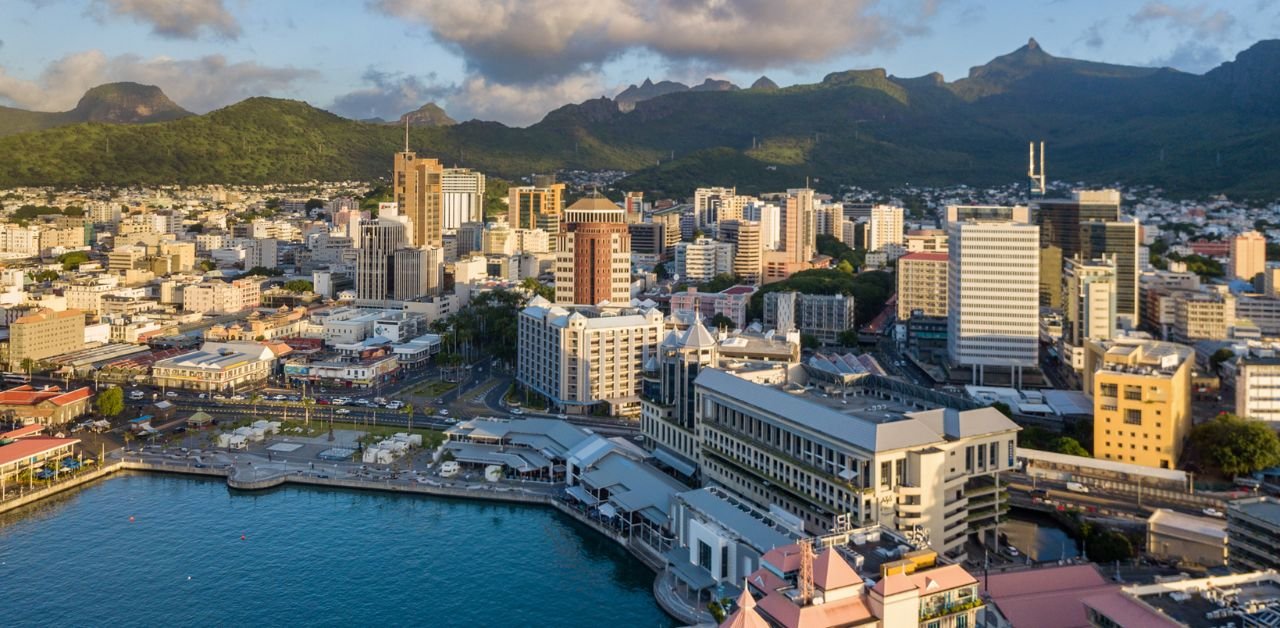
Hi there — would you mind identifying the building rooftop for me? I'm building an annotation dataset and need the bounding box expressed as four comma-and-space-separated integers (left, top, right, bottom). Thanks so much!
982, 564, 1119, 628
0, 435, 80, 467
1107, 571, 1280, 628
1148, 508, 1227, 540
0, 385, 92, 408
899, 251, 949, 262
676, 486, 799, 553
1231, 496, 1280, 526
13, 308, 83, 325
694, 369, 1018, 454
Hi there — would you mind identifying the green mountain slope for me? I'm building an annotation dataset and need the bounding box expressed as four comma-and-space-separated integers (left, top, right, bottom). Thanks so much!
1, 41, 1278, 196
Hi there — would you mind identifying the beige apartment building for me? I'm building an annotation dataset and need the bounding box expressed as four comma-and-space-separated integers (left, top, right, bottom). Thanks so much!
1231, 230, 1266, 282
10, 308, 85, 369
393, 148, 444, 247
517, 297, 663, 417
182, 278, 262, 315
896, 252, 948, 319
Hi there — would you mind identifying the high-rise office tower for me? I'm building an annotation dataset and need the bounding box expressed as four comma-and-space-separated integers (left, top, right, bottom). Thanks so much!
356, 217, 407, 301
554, 194, 631, 305
1034, 190, 1121, 308
440, 168, 485, 233
897, 252, 948, 319
1062, 255, 1117, 369
719, 220, 762, 284
393, 147, 444, 248
693, 187, 735, 228
1080, 219, 1140, 327
763, 188, 815, 282
742, 202, 781, 251
509, 180, 565, 234
947, 210, 1040, 387
868, 205, 905, 252
392, 246, 443, 300
1231, 230, 1267, 283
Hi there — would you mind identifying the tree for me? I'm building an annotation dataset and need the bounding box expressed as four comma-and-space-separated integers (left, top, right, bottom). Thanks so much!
249, 393, 262, 415
96, 386, 125, 418
58, 250, 90, 271
837, 329, 860, 347
1051, 437, 1091, 457
654, 262, 671, 281
305, 198, 325, 210
401, 402, 414, 433
244, 266, 284, 277
283, 279, 313, 294
520, 276, 554, 300
1210, 348, 1236, 372
198, 260, 217, 272
708, 313, 736, 330
19, 357, 35, 376
800, 334, 820, 349
1191, 413, 1280, 477
31, 269, 59, 282
836, 259, 855, 275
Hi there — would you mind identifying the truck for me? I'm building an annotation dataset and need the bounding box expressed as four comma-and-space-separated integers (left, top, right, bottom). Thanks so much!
1065, 482, 1090, 494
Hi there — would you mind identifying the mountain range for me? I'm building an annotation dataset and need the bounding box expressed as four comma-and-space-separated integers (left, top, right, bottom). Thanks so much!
1, 39, 1279, 197
0, 82, 190, 136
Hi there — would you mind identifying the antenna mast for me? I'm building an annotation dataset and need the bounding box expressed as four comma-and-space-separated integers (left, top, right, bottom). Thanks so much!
1028, 141, 1046, 196
404, 119, 410, 152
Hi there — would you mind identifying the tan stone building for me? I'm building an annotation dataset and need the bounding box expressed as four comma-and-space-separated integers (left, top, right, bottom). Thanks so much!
393, 148, 444, 247
897, 252, 948, 319
9, 308, 85, 369
1086, 334, 1193, 469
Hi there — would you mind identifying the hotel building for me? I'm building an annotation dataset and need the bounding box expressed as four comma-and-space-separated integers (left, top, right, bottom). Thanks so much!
1085, 334, 1193, 469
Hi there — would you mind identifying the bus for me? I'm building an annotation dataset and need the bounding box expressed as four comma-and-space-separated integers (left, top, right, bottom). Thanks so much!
3, 373, 30, 384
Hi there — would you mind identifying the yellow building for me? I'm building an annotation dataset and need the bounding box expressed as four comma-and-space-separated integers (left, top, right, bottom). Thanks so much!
1086, 334, 1193, 469
896, 251, 948, 319
1231, 230, 1266, 283
393, 148, 444, 248
9, 308, 85, 370
509, 182, 565, 234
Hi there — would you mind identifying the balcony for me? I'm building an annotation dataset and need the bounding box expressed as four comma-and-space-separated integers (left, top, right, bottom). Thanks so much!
920, 599, 984, 622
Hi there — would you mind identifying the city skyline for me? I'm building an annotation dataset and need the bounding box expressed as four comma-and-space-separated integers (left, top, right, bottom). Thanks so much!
0, 0, 1276, 125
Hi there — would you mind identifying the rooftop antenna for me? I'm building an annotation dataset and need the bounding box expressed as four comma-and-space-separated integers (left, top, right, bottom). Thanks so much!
1028, 141, 1046, 196
404, 119, 410, 152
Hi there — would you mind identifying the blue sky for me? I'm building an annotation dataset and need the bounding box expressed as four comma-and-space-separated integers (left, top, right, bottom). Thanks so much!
0, 0, 1275, 126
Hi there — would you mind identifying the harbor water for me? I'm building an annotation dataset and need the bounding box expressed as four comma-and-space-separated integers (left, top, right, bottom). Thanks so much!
0, 473, 674, 627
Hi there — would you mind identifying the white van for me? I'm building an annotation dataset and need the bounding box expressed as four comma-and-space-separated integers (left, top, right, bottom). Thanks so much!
1065, 481, 1090, 494
439, 461, 460, 478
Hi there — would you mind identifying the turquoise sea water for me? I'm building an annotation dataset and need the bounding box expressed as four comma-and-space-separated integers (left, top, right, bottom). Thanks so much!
0, 473, 674, 627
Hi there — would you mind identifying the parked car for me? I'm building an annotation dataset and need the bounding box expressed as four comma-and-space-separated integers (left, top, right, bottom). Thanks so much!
336, 408, 351, 415
510, 408, 524, 415
1202, 508, 1225, 518
165, 391, 178, 398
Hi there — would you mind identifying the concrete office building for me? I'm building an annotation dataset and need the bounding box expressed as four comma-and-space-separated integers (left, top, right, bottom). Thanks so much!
1085, 334, 1193, 469
764, 292, 856, 346
675, 237, 733, 284
905, 229, 948, 253
946, 213, 1040, 386
718, 220, 762, 284
896, 252, 948, 319
1228, 496, 1280, 571
628, 222, 666, 261
1236, 352, 1280, 426
554, 195, 632, 306
1061, 256, 1117, 371
393, 147, 444, 247
742, 202, 781, 251
517, 297, 663, 417
763, 189, 816, 282
1232, 230, 1267, 283
868, 205, 905, 252
9, 308, 85, 370
440, 167, 485, 232
1080, 219, 1140, 327
182, 278, 262, 315
694, 368, 1020, 557
392, 246, 443, 300
509, 179, 565, 235
356, 217, 407, 302
1034, 190, 1121, 309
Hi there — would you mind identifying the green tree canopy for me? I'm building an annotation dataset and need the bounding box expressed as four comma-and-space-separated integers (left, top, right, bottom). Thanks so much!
520, 277, 554, 300
283, 279, 313, 293
1191, 413, 1280, 477
58, 250, 90, 271
244, 266, 284, 277
31, 269, 59, 282
96, 386, 125, 418
709, 313, 736, 330
305, 198, 325, 210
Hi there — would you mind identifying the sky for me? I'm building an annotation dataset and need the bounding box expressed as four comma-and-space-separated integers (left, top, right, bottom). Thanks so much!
0, 0, 1276, 127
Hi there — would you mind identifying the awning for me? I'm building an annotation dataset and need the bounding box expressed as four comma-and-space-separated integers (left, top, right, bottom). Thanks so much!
565, 484, 598, 506
599, 503, 618, 519
652, 447, 697, 477
663, 548, 718, 591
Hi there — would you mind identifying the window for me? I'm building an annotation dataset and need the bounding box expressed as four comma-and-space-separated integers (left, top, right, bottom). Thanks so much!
1100, 383, 1118, 397
698, 541, 712, 571
1124, 409, 1142, 425
977, 444, 986, 468
1124, 385, 1142, 401
965, 446, 973, 472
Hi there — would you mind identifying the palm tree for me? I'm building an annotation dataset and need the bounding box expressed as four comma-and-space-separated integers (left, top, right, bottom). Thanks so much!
249, 393, 262, 416
302, 397, 315, 427
400, 403, 414, 433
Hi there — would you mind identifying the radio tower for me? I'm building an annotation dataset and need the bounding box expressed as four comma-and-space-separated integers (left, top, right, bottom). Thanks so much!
798, 539, 816, 604
1028, 141, 1046, 196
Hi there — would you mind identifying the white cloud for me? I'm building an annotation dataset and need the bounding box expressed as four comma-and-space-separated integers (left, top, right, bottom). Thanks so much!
0, 51, 316, 112
447, 74, 613, 126
374, 0, 924, 84
1129, 2, 1237, 41
90, 0, 240, 39
328, 69, 449, 121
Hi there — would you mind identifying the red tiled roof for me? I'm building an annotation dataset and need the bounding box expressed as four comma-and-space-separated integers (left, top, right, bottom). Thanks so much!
0, 423, 45, 439
982, 565, 1120, 628
0, 384, 92, 407
0, 436, 79, 466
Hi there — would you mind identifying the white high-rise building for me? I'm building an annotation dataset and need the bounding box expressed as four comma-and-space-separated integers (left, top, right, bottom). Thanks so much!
674, 237, 733, 283
517, 298, 663, 417
743, 202, 781, 251
1062, 255, 1117, 370
868, 205, 905, 252
441, 168, 485, 233
947, 211, 1040, 387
